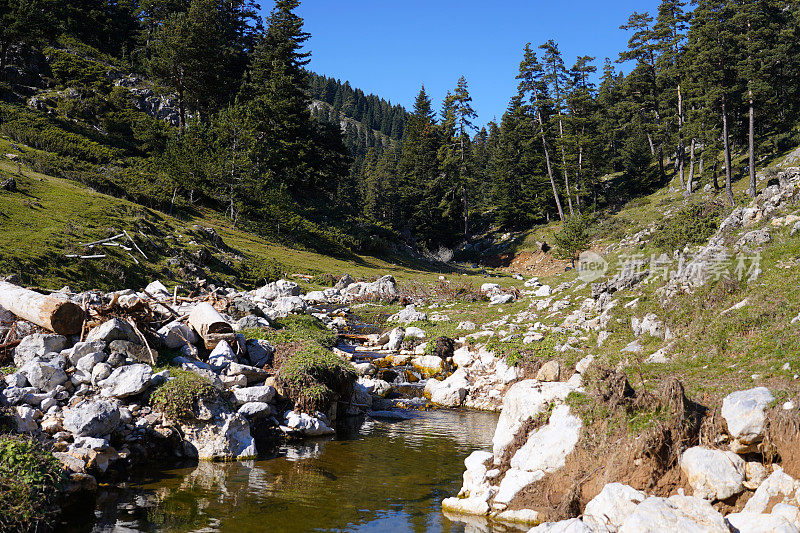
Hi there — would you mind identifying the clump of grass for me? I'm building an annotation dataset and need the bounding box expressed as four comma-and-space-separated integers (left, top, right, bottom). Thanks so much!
0, 435, 67, 531
244, 315, 337, 349
398, 280, 485, 304
278, 345, 356, 413
150, 369, 222, 421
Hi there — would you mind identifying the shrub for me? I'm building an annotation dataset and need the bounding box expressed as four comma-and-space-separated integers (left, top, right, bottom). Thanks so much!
45, 47, 115, 92
553, 213, 594, 266
0, 436, 67, 531
278, 345, 356, 412
652, 201, 724, 252
150, 369, 221, 421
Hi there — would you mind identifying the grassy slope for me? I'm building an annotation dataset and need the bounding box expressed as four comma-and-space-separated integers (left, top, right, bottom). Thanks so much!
0, 136, 489, 292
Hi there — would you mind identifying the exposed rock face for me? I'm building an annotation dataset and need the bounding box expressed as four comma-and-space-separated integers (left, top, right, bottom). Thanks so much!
722, 387, 774, 445
492, 380, 577, 460
680, 446, 746, 501
63, 401, 121, 437
181, 413, 257, 461
743, 468, 800, 514
495, 405, 582, 505
726, 512, 799, 533
618, 495, 729, 532
583, 483, 647, 533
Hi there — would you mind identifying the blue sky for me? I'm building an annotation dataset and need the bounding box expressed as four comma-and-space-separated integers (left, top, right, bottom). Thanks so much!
264, 1, 661, 127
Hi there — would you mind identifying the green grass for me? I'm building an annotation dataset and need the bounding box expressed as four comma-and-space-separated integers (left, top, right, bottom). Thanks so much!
149, 369, 222, 421
0, 435, 67, 531
278, 344, 356, 412
243, 315, 338, 349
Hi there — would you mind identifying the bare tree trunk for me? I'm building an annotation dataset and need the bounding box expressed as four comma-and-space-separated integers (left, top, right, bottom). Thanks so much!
748, 88, 756, 197
557, 116, 574, 216
576, 143, 583, 214
721, 95, 734, 206
677, 84, 685, 190
712, 161, 719, 191
536, 107, 564, 221
647, 133, 656, 156
169, 186, 178, 216
687, 138, 696, 194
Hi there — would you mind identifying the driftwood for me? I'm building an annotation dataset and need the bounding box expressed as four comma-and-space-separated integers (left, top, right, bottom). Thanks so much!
0, 282, 84, 335
188, 302, 233, 349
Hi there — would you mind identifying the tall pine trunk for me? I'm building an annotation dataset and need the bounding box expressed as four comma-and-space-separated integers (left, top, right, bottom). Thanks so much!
721, 94, 734, 206
536, 107, 564, 221
748, 88, 756, 197
557, 116, 574, 216
677, 84, 685, 190
687, 138, 696, 194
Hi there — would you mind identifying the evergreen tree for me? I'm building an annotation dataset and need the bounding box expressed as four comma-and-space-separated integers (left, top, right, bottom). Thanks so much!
0, 0, 55, 77
540, 39, 576, 214
687, 0, 740, 205
518, 43, 565, 221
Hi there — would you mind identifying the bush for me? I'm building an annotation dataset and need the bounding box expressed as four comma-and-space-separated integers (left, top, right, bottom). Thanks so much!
553, 213, 593, 266
652, 201, 724, 252
278, 345, 356, 412
0, 436, 67, 531
150, 369, 221, 420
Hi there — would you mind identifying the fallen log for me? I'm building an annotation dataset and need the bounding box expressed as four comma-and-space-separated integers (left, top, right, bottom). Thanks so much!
0, 282, 84, 335
188, 302, 233, 349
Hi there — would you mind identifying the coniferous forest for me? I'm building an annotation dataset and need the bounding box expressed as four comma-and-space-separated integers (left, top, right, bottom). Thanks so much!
2, 0, 800, 253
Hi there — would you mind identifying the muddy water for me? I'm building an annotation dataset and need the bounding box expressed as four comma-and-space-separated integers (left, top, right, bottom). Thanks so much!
74, 410, 508, 533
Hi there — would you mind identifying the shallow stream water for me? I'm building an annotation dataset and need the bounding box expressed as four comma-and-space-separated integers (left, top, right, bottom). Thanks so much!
71, 409, 508, 533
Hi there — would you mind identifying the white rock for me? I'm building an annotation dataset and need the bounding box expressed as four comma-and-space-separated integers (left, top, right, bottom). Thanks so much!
492, 380, 578, 460
86, 318, 138, 344
441, 496, 490, 516
388, 305, 427, 324
457, 321, 477, 331
509, 405, 581, 474
494, 469, 545, 505
618, 495, 729, 532
386, 327, 406, 351
208, 340, 237, 371
726, 512, 799, 533
232, 386, 276, 406
528, 519, 592, 532
536, 360, 561, 382
284, 411, 334, 436
583, 483, 647, 533
490, 293, 514, 306
19, 361, 67, 392
679, 446, 745, 500
535, 285, 552, 297
722, 387, 774, 444
405, 326, 426, 339
772, 504, 800, 528
481, 283, 501, 294
412, 355, 444, 376
452, 346, 475, 368
181, 413, 257, 460
14, 406, 39, 433
743, 468, 800, 514
63, 400, 121, 437
100, 364, 153, 398
157, 321, 198, 348
430, 369, 469, 407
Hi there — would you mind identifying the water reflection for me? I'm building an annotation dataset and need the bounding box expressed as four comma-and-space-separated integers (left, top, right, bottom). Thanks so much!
68, 410, 504, 533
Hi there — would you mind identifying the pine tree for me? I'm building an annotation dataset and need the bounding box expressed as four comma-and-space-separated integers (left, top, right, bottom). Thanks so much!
540, 39, 575, 215
687, 0, 740, 205
0, 0, 55, 77
654, 0, 690, 191
518, 43, 565, 221
437, 76, 477, 237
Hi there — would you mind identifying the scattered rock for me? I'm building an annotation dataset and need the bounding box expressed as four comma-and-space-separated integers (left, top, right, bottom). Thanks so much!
680, 446, 746, 501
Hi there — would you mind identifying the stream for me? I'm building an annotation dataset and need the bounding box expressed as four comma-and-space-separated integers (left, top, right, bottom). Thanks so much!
66, 409, 509, 533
